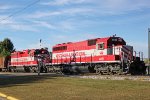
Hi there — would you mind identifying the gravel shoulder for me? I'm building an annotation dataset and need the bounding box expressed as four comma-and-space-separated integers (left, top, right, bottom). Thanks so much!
75, 75, 150, 81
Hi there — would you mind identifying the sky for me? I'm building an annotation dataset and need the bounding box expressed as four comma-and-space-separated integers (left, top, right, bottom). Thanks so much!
0, 0, 149, 58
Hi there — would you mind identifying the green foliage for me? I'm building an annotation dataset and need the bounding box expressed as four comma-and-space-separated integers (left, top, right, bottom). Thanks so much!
0, 42, 2, 53
144, 58, 149, 64
0, 38, 14, 57
0, 42, 3, 57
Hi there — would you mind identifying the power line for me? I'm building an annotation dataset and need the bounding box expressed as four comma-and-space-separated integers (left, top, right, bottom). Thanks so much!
0, 0, 40, 23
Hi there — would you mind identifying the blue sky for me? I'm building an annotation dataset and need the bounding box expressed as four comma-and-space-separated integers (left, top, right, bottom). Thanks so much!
0, 0, 149, 58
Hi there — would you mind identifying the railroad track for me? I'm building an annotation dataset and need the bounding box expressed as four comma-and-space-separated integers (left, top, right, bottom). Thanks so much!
64, 72, 150, 81
71, 73, 150, 81
1, 72, 150, 81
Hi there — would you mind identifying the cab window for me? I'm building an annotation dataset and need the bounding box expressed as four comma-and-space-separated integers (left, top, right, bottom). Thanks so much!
98, 43, 104, 50
88, 39, 97, 46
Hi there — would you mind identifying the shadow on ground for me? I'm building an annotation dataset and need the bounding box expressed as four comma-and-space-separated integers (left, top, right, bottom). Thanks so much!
0, 73, 62, 88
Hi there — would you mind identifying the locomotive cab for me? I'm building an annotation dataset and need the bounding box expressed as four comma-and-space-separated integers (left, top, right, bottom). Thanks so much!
107, 37, 133, 62
107, 37, 126, 56
95, 36, 134, 74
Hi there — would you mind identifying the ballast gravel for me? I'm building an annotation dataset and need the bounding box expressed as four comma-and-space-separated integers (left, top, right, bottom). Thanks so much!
69, 75, 150, 81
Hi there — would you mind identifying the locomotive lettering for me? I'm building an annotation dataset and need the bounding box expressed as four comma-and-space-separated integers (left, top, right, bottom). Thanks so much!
56, 52, 86, 58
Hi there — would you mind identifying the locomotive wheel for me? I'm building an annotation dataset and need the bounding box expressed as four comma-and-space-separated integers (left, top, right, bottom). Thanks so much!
30, 67, 36, 73
109, 71, 114, 75
117, 69, 122, 75
99, 71, 103, 75
96, 69, 100, 74
44, 68, 48, 73
9, 67, 15, 72
107, 69, 110, 75
88, 66, 95, 73
24, 67, 31, 72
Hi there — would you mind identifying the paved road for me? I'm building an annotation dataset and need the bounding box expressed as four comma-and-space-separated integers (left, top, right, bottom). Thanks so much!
0, 97, 5, 100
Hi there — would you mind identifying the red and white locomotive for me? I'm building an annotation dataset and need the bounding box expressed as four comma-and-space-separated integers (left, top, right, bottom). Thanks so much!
9, 48, 50, 72
52, 35, 145, 75
7, 35, 146, 75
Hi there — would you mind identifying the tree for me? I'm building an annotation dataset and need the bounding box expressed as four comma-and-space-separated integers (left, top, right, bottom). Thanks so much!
0, 41, 3, 56
144, 58, 149, 64
0, 38, 14, 57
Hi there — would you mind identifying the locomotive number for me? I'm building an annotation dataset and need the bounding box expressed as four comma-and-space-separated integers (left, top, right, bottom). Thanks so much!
99, 57, 104, 61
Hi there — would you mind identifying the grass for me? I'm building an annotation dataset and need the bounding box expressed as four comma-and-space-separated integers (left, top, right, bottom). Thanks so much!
0, 75, 150, 100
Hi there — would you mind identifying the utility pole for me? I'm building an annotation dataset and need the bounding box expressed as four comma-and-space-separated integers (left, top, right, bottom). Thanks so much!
37, 54, 42, 76
148, 28, 150, 75
40, 39, 42, 49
